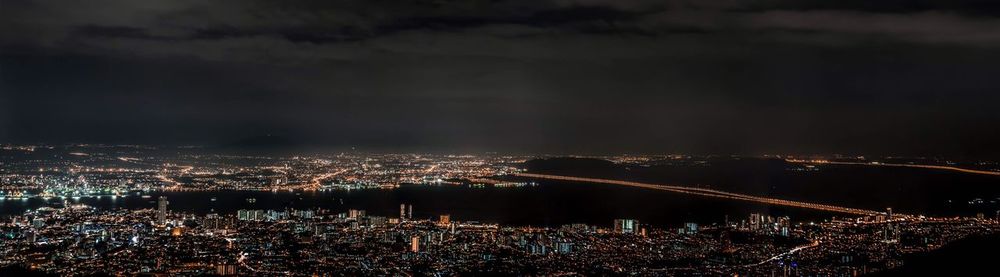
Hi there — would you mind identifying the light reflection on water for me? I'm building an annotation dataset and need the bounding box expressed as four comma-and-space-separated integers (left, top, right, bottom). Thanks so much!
0, 182, 838, 227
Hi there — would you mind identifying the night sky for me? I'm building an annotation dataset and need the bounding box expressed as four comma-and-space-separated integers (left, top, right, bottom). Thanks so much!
2, 0, 999, 157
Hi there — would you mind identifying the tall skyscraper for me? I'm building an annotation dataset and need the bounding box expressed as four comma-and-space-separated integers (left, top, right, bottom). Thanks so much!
749, 213, 761, 231
439, 214, 450, 225
613, 219, 638, 234
684, 222, 699, 235
411, 235, 420, 252
348, 209, 365, 219
400, 204, 406, 220
204, 213, 220, 230
157, 196, 169, 225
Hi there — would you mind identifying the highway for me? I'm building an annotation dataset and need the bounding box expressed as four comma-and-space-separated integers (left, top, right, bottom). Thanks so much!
787, 159, 1000, 177
744, 239, 821, 267
513, 173, 885, 216
301, 169, 349, 190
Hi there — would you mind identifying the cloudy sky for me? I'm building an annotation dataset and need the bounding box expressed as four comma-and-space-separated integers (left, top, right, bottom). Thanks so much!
2, 0, 999, 157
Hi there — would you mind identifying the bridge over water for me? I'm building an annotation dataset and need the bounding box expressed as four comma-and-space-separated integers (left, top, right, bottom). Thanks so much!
514, 173, 888, 217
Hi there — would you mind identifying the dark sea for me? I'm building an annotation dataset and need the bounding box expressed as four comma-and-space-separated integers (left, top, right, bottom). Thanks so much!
4, 158, 1000, 228
0, 181, 838, 228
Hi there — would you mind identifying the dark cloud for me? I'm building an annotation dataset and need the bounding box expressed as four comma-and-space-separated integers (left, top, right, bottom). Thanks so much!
2, 0, 1000, 158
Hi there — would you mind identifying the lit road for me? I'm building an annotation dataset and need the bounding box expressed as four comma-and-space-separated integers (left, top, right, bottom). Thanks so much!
514, 173, 885, 216
299, 169, 349, 190
744, 240, 821, 267
161, 165, 194, 191
787, 159, 1000, 177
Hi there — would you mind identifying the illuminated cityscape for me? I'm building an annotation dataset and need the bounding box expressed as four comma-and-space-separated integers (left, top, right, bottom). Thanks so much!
1, 145, 999, 275
4, 0, 1000, 275
3, 200, 996, 276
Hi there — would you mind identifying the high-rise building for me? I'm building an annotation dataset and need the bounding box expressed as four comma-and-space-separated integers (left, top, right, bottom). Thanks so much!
555, 240, 574, 254
749, 213, 761, 231
266, 210, 286, 221
777, 216, 791, 236
884, 223, 900, 243
613, 219, 638, 234
368, 216, 387, 227
348, 209, 365, 219
157, 196, 169, 225
398, 204, 414, 220
684, 222, 699, 235
237, 209, 265, 221
295, 209, 314, 219
215, 264, 238, 276
204, 213, 221, 230
411, 235, 420, 252
439, 214, 450, 225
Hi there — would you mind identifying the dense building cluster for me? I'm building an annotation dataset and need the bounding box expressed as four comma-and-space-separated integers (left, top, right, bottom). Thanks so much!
1, 201, 995, 276
3, 145, 1000, 275
0, 145, 532, 197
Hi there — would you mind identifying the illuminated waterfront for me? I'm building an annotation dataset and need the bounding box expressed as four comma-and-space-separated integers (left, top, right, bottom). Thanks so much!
0, 182, 840, 227
2, 198, 995, 276
2, 146, 1000, 275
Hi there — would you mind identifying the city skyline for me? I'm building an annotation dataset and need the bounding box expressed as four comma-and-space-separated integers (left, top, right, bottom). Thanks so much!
3, 0, 1000, 276
1, 145, 999, 275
